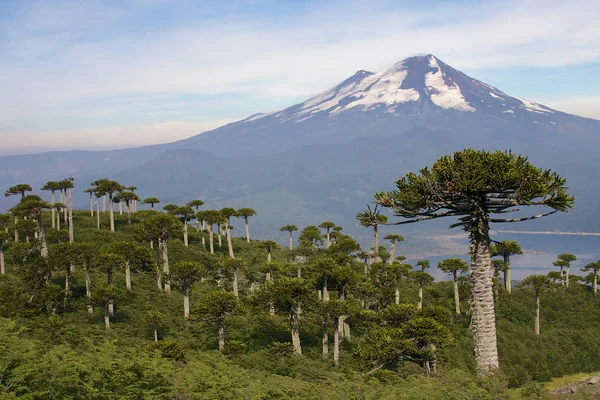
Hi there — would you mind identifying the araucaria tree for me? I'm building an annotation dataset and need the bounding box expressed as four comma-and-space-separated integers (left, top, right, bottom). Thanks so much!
12, 195, 51, 258
194, 291, 238, 351
384, 234, 404, 265
318, 221, 336, 248
374, 149, 573, 375
491, 240, 522, 294
91, 179, 123, 232
220, 207, 237, 258
171, 261, 205, 318
519, 275, 553, 335
356, 205, 388, 256
280, 224, 298, 250
553, 254, 577, 288
438, 258, 469, 314
582, 261, 600, 295
236, 208, 257, 242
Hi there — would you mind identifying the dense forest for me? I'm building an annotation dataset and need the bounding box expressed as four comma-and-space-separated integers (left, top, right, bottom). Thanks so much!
1, 150, 599, 399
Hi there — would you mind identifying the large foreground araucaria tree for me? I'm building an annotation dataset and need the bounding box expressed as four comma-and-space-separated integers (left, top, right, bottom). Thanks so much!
374, 149, 573, 375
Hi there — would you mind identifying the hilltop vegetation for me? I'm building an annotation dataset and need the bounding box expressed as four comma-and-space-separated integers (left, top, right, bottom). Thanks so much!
0, 150, 598, 399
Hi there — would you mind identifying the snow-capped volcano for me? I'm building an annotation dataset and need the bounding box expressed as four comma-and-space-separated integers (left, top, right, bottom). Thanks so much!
253, 54, 556, 124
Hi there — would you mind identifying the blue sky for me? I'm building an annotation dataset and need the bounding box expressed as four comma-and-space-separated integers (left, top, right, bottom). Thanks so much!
1, 0, 599, 155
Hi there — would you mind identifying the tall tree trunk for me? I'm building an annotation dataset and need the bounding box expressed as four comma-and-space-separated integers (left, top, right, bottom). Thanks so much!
126, 201, 132, 225
183, 221, 188, 247
232, 268, 239, 298
51, 191, 56, 229
373, 225, 379, 255
217, 225, 222, 248
418, 286, 423, 310
245, 217, 250, 242
86, 268, 93, 313
156, 241, 163, 290
103, 195, 106, 212
0, 243, 4, 274
14, 216, 19, 242
326, 230, 330, 248
108, 270, 114, 316
503, 254, 511, 294
119, 200, 123, 215
62, 190, 67, 224
289, 232, 293, 250
535, 292, 540, 336
595, 274, 598, 295
218, 318, 225, 351
89, 193, 93, 216
109, 194, 115, 232
395, 286, 400, 305
389, 241, 396, 264
154, 329, 158, 342
290, 308, 302, 355
333, 314, 341, 367
56, 212, 60, 231
454, 273, 461, 315
183, 287, 190, 318
68, 188, 74, 244
162, 238, 170, 294
322, 316, 329, 359
64, 267, 70, 306
96, 204, 100, 230
37, 215, 48, 258
566, 266, 570, 288
104, 308, 111, 329
339, 288, 350, 341
201, 235, 206, 251
209, 226, 215, 254
226, 224, 234, 258
469, 210, 499, 375
125, 261, 132, 291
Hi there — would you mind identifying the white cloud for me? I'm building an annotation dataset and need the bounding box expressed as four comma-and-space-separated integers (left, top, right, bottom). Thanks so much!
0, 0, 599, 148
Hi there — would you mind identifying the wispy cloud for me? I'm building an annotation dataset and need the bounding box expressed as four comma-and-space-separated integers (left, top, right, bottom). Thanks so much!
1, 0, 599, 151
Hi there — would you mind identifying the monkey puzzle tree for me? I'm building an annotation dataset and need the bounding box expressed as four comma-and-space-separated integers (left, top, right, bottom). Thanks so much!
41, 181, 61, 228
5, 183, 32, 242
110, 241, 149, 291
171, 261, 205, 318
220, 207, 237, 258
318, 221, 336, 248
187, 199, 205, 231
236, 207, 257, 242
307, 255, 336, 358
194, 290, 238, 351
357, 205, 388, 256
221, 258, 246, 298
403, 317, 453, 377
97, 252, 125, 315
388, 261, 411, 305
92, 179, 124, 232
71, 243, 99, 312
411, 270, 433, 310
117, 191, 140, 224
490, 240, 522, 294
202, 210, 222, 254
143, 197, 160, 209
145, 310, 166, 341
83, 188, 95, 216
280, 224, 298, 250
582, 261, 600, 295
374, 149, 573, 375
171, 205, 194, 247
384, 234, 404, 265
299, 225, 323, 248
518, 275, 554, 335
12, 195, 51, 258
438, 258, 469, 315
554, 253, 577, 288
57, 178, 75, 243
91, 286, 125, 329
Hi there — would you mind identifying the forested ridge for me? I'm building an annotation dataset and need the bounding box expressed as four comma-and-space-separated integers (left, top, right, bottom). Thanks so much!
1, 151, 599, 399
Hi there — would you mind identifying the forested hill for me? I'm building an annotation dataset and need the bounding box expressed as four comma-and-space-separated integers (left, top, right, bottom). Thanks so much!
1, 207, 600, 399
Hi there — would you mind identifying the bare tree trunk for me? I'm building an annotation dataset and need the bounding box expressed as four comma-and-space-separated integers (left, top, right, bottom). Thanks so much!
103, 195, 106, 212
535, 293, 540, 335
503, 254, 512, 294
56, 212, 60, 231
373, 225, 379, 255
119, 200, 123, 215
183, 221, 188, 247
109, 194, 115, 232
469, 211, 499, 375
125, 261, 132, 291
418, 286, 423, 310
68, 188, 74, 244
395, 286, 400, 305
104, 308, 111, 329
233, 268, 239, 298
156, 241, 163, 290
162, 238, 170, 294
86, 268, 93, 313
62, 191, 67, 224
322, 317, 329, 359
389, 241, 396, 264
183, 287, 190, 318
219, 318, 225, 351
290, 309, 302, 355
289, 232, 293, 250
126, 201, 132, 225
333, 315, 341, 367
37, 215, 48, 258
209, 226, 214, 254
0, 243, 4, 274
96, 204, 100, 229
326, 231, 330, 248
89, 193, 93, 216
454, 276, 461, 315
14, 216, 19, 242
566, 266, 570, 288
245, 217, 250, 242
595, 274, 598, 295
217, 225, 222, 248
154, 329, 158, 342
226, 224, 234, 258
51, 191, 56, 228
64, 267, 70, 306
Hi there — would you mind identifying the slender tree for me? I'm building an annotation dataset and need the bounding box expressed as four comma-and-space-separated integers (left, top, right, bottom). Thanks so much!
5, 183, 32, 242
374, 149, 573, 375
111, 241, 148, 291
143, 197, 160, 209
411, 270, 433, 310
438, 258, 469, 314
145, 311, 166, 342
72, 243, 99, 313
202, 210, 222, 255
97, 252, 125, 315
187, 200, 205, 231
0, 231, 9, 274
318, 221, 336, 248
384, 234, 404, 265
299, 225, 323, 248
490, 240, 522, 294
556, 253, 577, 288
222, 258, 246, 298
356, 205, 388, 256
236, 208, 257, 242
11, 195, 51, 258
194, 291, 238, 351
91, 286, 124, 329
117, 192, 140, 225
518, 275, 554, 335
171, 261, 205, 318
220, 207, 237, 258
582, 261, 600, 295
92, 179, 124, 232
41, 181, 61, 228
280, 224, 298, 250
